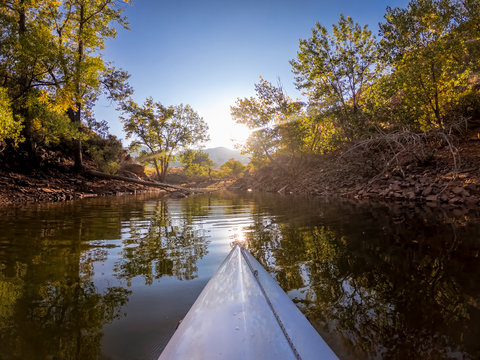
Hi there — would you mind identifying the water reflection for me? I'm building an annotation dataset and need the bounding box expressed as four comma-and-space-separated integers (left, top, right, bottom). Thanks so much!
0, 194, 214, 360
0, 199, 132, 359
114, 200, 209, 284
242, 196, 480, 359
0, 193, 479, 359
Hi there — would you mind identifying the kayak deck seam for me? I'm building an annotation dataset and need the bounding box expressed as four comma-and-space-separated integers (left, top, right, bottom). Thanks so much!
240, 247, 302, 360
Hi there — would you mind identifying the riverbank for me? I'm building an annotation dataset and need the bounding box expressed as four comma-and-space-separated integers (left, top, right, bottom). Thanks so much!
232, 136, 480, 207
0, 164, 237, 206
3, 134, 480, 207
0, 165, 166, 206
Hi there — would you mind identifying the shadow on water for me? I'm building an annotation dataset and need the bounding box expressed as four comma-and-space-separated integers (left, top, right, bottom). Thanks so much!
240, 194, 480, 359
0, 192, 479, 359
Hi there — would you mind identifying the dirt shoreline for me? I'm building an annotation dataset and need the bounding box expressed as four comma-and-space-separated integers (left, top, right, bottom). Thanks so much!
0, 166, 237, 206
2, 139, 480, 208
0, 167, 167, 206
231, 139, 480, 208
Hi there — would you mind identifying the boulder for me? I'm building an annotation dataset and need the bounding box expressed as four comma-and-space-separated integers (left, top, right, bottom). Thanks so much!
119, 163, 146, 178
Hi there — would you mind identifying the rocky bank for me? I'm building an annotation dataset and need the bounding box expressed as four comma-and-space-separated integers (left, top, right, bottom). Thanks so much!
232, 138, 480, 207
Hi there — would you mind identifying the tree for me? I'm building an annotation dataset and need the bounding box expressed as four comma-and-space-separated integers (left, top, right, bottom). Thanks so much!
0, 0, 62, 164
0, 87, 23, 149
231, 78, 302, 167
220, 158, 246, 178
379, 0, 478, 129
121, 98, 209, 182
46, 0, 131, 171
0, 0, 131, 170
178, 149, 214, 177
290, 14, 378, 139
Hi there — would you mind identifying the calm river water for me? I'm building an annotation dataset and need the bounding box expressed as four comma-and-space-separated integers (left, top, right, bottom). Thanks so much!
0, 191, 479, 359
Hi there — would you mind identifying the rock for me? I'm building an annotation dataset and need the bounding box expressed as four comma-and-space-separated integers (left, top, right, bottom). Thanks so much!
449, 196, 464, 204
425, 195, 438, 202
117, 170, 140, 179
405, 191, 416, 200
439, 194, 449, 203
390, 183, 401, 192
464, 197, 477, 206
465, 183, 478, 192
379, 189, 389, 197
422, 186, 433, 197
452, 186, 465, 195
119, 163, 146, 178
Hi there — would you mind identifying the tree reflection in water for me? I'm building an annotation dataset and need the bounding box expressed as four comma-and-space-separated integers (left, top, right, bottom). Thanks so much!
0, 200, 133, 360
1, 193, 480, 359
0, 195, 213, 360
114, 199, 209, 284
243, 196, 480, 359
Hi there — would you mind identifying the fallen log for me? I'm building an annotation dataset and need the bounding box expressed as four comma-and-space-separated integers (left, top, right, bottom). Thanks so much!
85, 169, 196, 194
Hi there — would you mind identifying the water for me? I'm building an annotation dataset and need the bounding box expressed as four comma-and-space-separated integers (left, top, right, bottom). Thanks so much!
0, 191, 479, 359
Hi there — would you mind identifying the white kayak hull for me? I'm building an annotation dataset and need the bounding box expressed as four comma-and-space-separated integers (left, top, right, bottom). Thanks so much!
159, 245, 337, 360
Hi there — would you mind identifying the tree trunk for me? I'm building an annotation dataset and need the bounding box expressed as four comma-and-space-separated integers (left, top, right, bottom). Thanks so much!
86, 169, 196, 193
431, 63, 442, 128
68, 106, 83, 172
160, 158, 168, 182
152, 158, 161, 178
17, 1, 38, 170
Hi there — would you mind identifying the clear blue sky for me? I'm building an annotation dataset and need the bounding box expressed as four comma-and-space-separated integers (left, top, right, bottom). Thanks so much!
95, 0, 409, 149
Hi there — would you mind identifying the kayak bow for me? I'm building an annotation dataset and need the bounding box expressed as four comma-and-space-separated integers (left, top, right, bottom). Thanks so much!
159, 245, 337, 360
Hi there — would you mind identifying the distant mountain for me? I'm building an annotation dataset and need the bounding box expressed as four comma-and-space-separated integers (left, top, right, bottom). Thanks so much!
204, 147, 249, 168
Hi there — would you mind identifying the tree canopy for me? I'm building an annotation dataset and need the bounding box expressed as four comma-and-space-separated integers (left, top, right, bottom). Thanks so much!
0, 0, 132, 170
291, 14, 378, 139
231, 0, 480, 166
178, 149, 214, 177
231, 78, 303, 167
121, 97, 209, 181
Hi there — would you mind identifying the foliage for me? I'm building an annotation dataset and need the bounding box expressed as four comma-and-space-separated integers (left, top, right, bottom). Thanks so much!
231, 78, 302, 166
178, 149, 214, 177
121, 98, 209, 181
303, 104, 345, 153
220, 158, 246, 178
231, 2, 480, 170
0, 0, 132, 169
26, 91, 80, 145
85, 134, 123, 174
0, 87, 23, 147
379, 0, 480, 129
291, 14, 379, 139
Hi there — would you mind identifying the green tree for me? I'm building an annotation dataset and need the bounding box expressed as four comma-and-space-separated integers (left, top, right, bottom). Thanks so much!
220, 158, 246, 178
0, 0, 62, 164
178, 149, 214, 177
291, 14, 378, 139
379, 0, 479, 129
121, 98, 209, 182
231, 78, 302, 167
85, 133, 124, 174
0, 87, 23, 148
46, 0, 131, 171
0, 0, 131, 169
